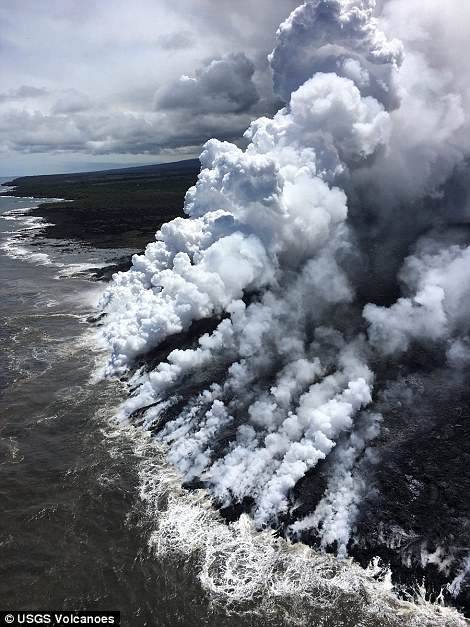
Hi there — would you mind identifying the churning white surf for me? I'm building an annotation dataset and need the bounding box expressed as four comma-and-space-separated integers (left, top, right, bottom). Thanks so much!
116, 425, 466, 627
100, 0, 470, 572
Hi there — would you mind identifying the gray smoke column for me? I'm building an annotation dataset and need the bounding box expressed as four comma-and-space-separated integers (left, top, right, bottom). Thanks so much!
99, 0, 470, 565
270, 0, 403, 109
101, 0, 400, 370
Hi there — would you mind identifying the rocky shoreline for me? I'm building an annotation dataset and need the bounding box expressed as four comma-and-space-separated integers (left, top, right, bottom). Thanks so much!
1, 160, 199, 251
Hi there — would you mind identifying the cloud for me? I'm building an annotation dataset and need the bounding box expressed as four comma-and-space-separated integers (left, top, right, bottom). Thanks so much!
157, 53, 260, 115
0, 0, 299, 171
52, 90, 92, 114
0, 85, 48, 103
269, 0, 403, 108
156, 31, 195, 51
364, 238, 470, 356
98, 0, 403, 538
0, 106, 263, 157
351, 0, 470, 208
0, 51, 271, 157
97, 3, 470, 590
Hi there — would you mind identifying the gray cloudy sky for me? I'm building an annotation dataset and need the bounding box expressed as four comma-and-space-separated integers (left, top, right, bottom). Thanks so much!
0, 0, 299, 176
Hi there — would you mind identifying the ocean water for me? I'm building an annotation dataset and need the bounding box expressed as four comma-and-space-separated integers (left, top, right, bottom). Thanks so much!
0, 185, 467, 627
0, 190, 222, 626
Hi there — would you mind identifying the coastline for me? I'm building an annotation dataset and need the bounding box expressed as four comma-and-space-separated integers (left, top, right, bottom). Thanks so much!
0, 192, 134, 282
1, 176, 469, 625
0, 160, 199, 251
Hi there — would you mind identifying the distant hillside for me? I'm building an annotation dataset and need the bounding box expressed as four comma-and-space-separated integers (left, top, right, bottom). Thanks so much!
3, 158, 200, 191
1, 159, 201, 249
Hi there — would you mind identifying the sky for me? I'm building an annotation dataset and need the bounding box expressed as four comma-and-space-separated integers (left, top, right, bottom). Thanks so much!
0, 0, 299, 176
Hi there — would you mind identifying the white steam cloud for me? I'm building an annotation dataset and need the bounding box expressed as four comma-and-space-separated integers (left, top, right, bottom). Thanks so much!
365, 239, 470, 357
100, 0, 470, 582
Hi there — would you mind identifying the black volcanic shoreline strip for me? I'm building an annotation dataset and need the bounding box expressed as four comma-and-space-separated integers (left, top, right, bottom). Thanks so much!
1, 159, 200, 250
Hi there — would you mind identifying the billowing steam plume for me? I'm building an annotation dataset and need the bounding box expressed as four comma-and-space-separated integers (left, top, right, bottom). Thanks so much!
100, 0, 470, 598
